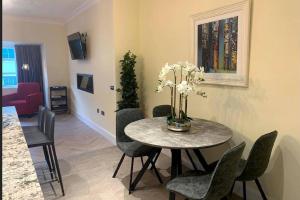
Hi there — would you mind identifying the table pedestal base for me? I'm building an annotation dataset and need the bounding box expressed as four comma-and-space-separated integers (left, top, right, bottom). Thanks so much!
169, 149, 182, 200
130, 152, 158, 191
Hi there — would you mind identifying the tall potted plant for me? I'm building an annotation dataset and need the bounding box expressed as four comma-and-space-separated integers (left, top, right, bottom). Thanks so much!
156, 61, 206, 132
117, 51, 139, 110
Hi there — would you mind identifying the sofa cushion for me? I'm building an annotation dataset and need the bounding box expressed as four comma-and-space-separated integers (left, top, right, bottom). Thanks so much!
2, 82, 43, 115
9, 100, 27, 106
17, 83, 40, 98
9, 100, 26, 106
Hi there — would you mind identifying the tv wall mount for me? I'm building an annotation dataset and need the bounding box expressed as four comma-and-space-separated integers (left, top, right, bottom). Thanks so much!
81, 33, 87, 43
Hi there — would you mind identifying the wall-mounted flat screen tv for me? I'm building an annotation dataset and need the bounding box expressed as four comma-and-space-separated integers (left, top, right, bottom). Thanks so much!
67, 32, 86, 60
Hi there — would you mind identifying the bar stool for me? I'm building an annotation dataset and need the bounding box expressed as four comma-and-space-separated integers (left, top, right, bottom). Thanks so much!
23, 106, 53, 175
24, 109, 65, 196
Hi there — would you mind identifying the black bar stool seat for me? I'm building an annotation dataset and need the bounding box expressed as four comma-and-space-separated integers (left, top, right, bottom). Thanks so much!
23, 126, 40, 134
24, 131, 52, 147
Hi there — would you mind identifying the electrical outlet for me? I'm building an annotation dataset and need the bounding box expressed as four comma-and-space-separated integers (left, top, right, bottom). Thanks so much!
97, 108, 100, 113
101, 110, 105, 116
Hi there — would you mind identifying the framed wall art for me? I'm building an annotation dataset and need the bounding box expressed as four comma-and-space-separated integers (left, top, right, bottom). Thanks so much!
191, 0, 251, 86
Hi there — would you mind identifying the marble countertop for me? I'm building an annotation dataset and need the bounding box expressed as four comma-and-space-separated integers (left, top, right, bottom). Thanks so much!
2, 107, 44, 200
125, 117, 233, 149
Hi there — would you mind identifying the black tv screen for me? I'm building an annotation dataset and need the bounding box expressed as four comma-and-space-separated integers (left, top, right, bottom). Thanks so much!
77, 74, 94, 94
68, 32, 86, 60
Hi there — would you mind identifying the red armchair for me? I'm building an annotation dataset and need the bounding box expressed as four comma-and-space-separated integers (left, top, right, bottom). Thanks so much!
2, 82, 43, 115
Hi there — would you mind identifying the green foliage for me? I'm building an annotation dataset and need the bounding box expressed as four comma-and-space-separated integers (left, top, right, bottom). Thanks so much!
167, 111, 191, 124
117, 51, 139, 110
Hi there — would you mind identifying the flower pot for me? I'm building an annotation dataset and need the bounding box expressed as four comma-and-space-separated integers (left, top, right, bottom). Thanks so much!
167, 119, 191, 132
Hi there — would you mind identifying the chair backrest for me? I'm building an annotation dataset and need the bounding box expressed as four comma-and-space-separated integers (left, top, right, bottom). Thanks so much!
152, 105, 171, 117
38, 106, 47, 131
116, 108, 144, 143
238, 131, 278, 180
17, 82, 41, 98
205, 142, 246, 199
44, 110, 55, 142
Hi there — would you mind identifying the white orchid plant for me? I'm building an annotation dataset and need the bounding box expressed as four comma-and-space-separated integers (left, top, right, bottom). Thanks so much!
156, 61, 206, 123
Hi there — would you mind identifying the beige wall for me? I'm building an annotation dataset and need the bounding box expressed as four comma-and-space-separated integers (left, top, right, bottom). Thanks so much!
113, 0, 142, 105
3, 0, 300, 198
3, 16, 70, 106
66, 0, 116, 134
139, 0, 300, 199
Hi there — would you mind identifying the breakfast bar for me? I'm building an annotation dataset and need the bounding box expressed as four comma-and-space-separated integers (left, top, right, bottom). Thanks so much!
2, 106, 44, 200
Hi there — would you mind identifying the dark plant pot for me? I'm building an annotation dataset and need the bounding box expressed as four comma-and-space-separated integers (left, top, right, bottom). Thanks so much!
167, 118, 191, 132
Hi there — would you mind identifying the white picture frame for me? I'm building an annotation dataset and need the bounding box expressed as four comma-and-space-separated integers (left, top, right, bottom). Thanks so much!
190, 0, 251, 87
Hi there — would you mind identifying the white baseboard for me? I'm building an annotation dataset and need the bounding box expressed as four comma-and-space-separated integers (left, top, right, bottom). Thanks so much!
71, 110, 261, 199
71, 110, 116, 145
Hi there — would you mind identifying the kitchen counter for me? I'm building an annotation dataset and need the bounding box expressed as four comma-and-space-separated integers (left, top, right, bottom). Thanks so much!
2, 106, 44, 200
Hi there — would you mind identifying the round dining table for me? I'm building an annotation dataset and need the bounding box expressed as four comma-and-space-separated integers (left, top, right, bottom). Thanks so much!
125, 117, 233, 200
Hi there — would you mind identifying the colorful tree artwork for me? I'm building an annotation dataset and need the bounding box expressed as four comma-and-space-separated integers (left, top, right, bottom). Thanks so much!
197, 16, 238, 73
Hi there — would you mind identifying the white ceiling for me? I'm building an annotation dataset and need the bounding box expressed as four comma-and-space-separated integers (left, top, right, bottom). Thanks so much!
2, 0, 96, 23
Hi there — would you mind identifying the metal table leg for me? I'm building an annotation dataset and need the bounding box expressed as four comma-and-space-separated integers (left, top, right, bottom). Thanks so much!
169, 149, 182, 200
130, 151, 156, 191
193, 149, 213, 172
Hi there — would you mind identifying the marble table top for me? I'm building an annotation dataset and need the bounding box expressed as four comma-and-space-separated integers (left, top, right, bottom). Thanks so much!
2, 106, 44, 200
125, 117, 233, 149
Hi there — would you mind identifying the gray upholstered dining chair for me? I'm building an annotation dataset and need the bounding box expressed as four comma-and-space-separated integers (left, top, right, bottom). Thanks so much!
231, 131, 278, 200
153, 104, 172, 118
112, 108, 163, 194
24, 110, 65, 196
166, 142, 246, 200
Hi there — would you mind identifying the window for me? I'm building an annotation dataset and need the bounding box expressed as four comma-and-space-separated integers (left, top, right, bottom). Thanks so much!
2, 47, 18, 88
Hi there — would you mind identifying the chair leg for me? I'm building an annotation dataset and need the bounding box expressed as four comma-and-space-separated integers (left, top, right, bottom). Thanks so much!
129, 157, 134, 194
193, 149, 210, 172
47, 144, 57, 179
50, 144, 65, 196
185, 149, 198, 170
43, 145, 53, 179
230, 180, 236, 195
177, 150, 182, 175
150, 160, 163, 184
255, 179, 268, 200
151, 150, 161, 170
130, 152, 156, 192
243, 181, 247, 200
140, 157, 144, 167
112, 153, 126, 178
169, 191, 176, 200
